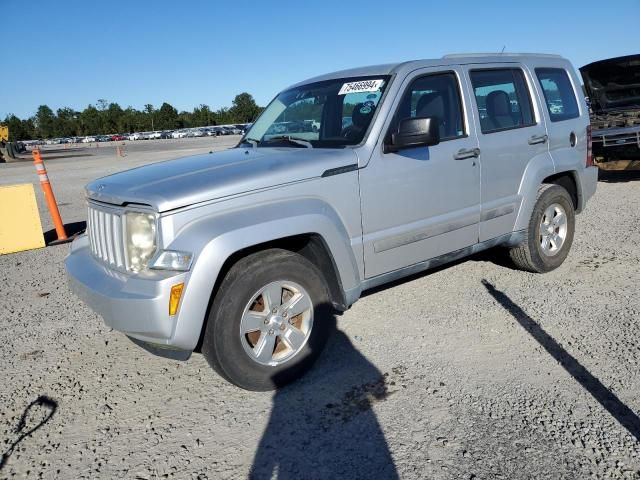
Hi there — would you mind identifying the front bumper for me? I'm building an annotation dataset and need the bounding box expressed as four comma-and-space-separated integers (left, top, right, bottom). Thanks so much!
65, 235, 192, 355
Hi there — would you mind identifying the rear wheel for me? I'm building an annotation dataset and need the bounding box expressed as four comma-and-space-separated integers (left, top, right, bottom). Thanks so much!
509, 184, 575, 273
201, 249, 332, 391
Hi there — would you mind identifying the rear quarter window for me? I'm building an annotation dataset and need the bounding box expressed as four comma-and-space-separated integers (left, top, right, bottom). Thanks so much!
535, 68, 580, 122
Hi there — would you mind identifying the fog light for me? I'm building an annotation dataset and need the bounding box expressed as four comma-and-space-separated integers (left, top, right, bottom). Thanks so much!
150, 250, 193, 271
169, 283, 185, 316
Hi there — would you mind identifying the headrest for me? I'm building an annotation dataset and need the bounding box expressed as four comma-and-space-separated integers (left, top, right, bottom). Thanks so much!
486, 90, 511, 117
416, 92, 445, 121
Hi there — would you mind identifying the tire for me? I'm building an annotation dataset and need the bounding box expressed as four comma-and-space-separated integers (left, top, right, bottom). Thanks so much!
201, 249, 333, 391
509, 184, 575, 273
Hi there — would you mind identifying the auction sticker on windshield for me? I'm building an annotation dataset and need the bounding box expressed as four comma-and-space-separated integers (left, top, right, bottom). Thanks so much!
338, 79, 384, 95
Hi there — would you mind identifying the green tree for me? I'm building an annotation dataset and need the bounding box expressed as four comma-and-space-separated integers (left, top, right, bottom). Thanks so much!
55, 107, 79, 137
97, 98, 109, 111
79, 105, 101, 135
117, 107, 142, 133
156, 102, 179, 130
229, 93, 262, 123
144, 104, 155, 130
192, 104, 212, 127
2, 94, 264, 139
176, 110, 192, 129
34, 105, 56, 138
104, 103, 124, 133
214, 107, 232, 125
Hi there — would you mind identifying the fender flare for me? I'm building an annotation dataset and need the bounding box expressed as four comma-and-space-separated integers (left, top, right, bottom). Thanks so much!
167, 198, 361, 350
513, 153, 556, 231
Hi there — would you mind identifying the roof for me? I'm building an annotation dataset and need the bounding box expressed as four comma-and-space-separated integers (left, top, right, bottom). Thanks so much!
288, 53, 567, 89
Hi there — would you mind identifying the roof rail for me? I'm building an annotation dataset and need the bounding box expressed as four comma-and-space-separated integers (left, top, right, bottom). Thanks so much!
442, 52, 563, 59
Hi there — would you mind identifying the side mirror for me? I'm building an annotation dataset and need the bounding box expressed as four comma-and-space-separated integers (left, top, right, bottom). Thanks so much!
385, 117, 440, 153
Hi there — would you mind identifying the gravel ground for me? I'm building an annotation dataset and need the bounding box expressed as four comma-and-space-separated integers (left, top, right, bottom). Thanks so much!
1, 141, 639, 479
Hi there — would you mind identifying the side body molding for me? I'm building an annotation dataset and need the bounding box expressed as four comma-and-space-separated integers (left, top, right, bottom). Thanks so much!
166, 198, 362, 350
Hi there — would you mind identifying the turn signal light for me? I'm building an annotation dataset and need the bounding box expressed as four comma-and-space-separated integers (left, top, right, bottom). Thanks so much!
169, 283, 185, 316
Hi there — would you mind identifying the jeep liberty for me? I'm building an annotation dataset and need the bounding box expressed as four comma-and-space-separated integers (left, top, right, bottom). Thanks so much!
66, 54, 598, 390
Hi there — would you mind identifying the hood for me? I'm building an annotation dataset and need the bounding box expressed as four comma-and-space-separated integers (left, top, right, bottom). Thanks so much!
580, 54, 640, 113
86, 147, 359, 212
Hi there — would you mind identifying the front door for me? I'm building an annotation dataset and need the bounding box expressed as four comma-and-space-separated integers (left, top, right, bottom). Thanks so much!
359, 68, 481, 278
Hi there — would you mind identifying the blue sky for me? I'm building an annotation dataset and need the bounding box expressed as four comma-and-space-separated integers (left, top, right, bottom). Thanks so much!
3, 0, 639, 119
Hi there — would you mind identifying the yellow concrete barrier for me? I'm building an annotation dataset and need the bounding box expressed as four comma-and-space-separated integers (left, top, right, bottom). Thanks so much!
0, 184, 45, 254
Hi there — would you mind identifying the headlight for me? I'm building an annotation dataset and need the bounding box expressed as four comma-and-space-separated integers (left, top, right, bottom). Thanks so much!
125, 212, 157, 272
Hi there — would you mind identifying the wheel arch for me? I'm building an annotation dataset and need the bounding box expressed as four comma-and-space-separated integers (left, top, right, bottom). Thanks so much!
542, 170, 580, 212
515, 156, 583, 231
167, 199, 362, 352
192, 234, 348, 353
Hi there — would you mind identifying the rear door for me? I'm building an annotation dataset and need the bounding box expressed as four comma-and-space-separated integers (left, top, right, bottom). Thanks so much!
531, 59, 589, 176
462, 64, 551, 241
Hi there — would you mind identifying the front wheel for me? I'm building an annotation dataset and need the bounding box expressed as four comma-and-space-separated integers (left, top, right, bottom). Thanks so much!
509, 184, 576, 273
201, 249, 333, 391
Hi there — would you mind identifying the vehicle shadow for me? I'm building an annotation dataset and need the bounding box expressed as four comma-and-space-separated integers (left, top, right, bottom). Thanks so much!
597, 168, 640, 183
0, 396, 58, 471
482, 279, 640, 442
250, 318, 399, 479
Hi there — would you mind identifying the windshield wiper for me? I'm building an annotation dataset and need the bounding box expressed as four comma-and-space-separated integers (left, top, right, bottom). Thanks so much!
264, 135, 313, 148
240, 137, 259, 148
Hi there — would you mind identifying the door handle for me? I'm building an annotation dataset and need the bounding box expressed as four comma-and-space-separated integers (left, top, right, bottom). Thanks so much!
528, 134, 548, 145
454, 148, 480, 160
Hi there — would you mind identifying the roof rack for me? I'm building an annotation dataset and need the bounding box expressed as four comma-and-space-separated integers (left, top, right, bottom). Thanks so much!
442, 52, 562, 59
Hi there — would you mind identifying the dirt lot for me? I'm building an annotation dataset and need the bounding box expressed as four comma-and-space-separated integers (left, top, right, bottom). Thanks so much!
1, 139, 639, 479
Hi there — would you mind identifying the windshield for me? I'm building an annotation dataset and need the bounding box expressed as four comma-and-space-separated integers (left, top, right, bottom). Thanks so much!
242, 76, 390, 148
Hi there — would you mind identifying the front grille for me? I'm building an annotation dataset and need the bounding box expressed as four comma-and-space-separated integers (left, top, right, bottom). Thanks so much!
87, 204, 126, 270
592, 130, 640, 148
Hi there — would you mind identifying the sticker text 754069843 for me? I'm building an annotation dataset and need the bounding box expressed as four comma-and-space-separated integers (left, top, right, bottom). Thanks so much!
338, 79, 384, 95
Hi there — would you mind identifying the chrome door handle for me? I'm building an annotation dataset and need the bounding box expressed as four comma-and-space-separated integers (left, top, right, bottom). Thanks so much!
528, 134, 548, 145
454, 148, 480, 160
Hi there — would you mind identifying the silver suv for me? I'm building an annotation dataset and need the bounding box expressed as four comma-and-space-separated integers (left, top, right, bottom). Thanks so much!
66, 53, 598, 390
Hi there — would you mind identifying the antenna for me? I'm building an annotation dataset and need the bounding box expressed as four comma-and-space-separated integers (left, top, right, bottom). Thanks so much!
500, 46, 506, 54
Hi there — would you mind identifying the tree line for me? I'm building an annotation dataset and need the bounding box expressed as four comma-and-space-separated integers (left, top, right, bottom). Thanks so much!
3, 93, 264, 141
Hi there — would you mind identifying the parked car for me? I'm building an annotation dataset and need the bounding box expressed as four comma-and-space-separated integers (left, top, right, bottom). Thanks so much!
148, 131, 162, 140
187, 128, 205, 137
127, 133, 142, 141
81, 136, 96, 143
111, 134, 125, 141
171, 129, 189, 139
66, 53, 597, 391
160, 131, 173, 139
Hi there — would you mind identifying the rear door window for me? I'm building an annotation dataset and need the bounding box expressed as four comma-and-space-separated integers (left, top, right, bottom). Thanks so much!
535, 68, 580, 122
470, 69, 536, 134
